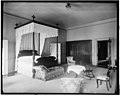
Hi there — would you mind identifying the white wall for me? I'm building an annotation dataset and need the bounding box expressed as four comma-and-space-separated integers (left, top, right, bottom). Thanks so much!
3, 14, 28, 74
67, 18, 117, 66
2, 40, 8, 75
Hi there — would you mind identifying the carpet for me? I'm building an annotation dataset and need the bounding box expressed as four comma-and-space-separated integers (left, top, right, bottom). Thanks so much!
3, 73, 63, 93
2, 66, 117, 94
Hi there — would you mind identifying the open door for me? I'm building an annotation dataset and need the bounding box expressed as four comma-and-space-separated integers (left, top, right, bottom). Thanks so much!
97, 39, 111, 68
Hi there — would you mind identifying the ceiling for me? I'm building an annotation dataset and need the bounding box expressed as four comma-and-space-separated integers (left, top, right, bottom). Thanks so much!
3, 2, 117, 30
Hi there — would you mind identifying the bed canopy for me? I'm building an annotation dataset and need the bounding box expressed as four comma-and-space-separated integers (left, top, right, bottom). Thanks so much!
15, 21, 58, 71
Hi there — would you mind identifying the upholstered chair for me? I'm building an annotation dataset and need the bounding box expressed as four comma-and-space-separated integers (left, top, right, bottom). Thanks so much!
66, 56, 76, 66
96, 67, 112, 91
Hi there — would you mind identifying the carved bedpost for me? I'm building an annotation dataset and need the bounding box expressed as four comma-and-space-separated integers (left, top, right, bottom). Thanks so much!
56, 24, 59, 63
33, 32, 35, 66
57, 36, 58, 63
38, 33, 40, 55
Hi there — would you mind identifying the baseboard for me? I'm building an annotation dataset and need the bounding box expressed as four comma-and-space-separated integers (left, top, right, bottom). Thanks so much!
8, 71, 17, 76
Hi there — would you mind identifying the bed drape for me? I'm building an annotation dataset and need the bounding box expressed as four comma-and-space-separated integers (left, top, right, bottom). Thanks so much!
20, 33, 39, 51
15, 22, 58, 71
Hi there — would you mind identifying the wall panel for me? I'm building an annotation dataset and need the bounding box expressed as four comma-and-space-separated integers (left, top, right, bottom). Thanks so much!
66, 40, 92, 65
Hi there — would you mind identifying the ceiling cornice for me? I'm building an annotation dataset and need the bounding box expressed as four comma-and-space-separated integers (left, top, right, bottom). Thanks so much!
4, 11, 31, 21
67, 18, 117, 30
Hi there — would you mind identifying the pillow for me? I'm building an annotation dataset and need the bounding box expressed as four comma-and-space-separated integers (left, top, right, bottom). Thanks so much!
36, 56, 58, 68
36, 56, 56, 62
18, 50, 39, 58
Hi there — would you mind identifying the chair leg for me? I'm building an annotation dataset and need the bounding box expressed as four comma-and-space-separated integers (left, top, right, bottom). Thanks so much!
106, 81, 109, 91
100, 80, 102, 85
113, 67, 116, 72
75, 73, 78, 78
86, 72, 88, 76
32, 69, 36, 79
89, 76, 92, 80
96, 79, 99, 88
91, 71, 95, 78
82, 73, 84, 78
109, 80, 112, 88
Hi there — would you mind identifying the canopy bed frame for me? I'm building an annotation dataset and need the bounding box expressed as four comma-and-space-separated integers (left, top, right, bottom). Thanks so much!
15, 19, 59, 78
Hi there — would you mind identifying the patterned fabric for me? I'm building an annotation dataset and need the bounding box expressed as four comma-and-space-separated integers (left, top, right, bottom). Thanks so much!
45, 67, 64, 80
33, 66, 64, 81
60, 78, 83, 93
33, 65, 48, 80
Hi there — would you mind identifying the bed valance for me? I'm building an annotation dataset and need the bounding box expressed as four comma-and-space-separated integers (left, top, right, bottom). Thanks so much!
20, 33, 39, 51
16, 22, 58, 56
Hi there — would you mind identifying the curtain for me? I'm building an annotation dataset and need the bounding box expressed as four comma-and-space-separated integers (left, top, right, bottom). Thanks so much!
15, 22, 58, 71
20, 33, 39, 51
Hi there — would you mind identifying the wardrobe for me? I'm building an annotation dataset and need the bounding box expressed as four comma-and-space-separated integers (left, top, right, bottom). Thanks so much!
66, 40, 92, 65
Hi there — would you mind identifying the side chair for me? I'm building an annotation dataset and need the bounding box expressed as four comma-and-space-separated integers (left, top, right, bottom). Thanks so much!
96, 67, 112, 91
84, 64, 95, 79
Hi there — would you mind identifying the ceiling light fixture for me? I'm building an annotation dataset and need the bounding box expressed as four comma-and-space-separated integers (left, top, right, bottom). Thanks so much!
66, 3, 71, 9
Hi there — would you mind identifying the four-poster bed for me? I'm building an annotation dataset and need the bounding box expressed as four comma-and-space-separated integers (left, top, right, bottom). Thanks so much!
15, 20, 62, 78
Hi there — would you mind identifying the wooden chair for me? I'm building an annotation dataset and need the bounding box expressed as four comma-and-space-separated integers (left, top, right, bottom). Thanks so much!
96, 67, 112, 91
109, 60, 117, 72
66, 56, 76, 66
84, 64, 95, 79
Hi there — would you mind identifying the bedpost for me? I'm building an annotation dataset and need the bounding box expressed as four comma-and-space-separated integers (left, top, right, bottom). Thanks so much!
56, 24, 59, 64
57, 36, 58, 63
38, 33, 40, 55
33, 32, 35, 66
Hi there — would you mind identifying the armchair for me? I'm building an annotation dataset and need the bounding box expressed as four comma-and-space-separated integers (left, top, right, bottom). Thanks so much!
66, 56, 76, 66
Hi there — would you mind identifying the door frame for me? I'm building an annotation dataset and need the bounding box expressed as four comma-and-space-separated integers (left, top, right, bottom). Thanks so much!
95, 37, 112, 66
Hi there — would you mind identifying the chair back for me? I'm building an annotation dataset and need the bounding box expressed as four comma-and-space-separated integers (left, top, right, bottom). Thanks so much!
107, 67, 112, 77
67, 56, 74, 62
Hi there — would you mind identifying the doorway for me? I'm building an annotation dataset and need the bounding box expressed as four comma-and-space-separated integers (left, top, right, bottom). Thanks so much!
97, 39, 111, 68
